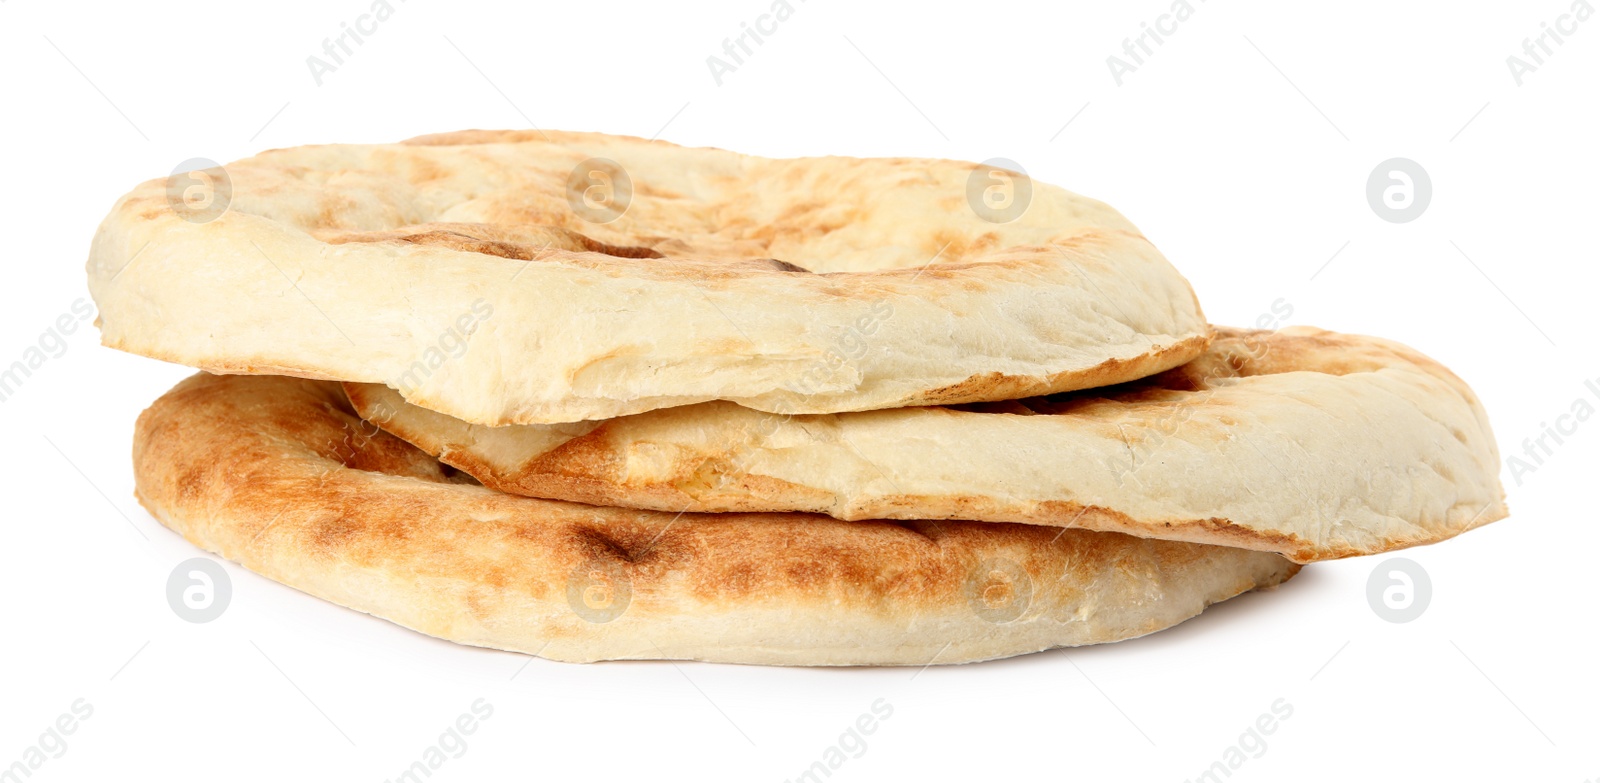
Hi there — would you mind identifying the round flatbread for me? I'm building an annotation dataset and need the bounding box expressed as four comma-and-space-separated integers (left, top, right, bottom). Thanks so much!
133, 372, 1296, 665
91, 129, 1208, 426
345, 326, 1507, 563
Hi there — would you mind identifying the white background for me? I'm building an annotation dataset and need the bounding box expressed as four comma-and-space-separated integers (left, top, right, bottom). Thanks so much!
2, 0, 1596, 780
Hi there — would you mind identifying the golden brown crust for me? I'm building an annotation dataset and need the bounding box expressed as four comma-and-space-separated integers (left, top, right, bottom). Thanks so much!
346, 326, 1508, 564
88, 129, 1210, 426
135, 372, 1296, 665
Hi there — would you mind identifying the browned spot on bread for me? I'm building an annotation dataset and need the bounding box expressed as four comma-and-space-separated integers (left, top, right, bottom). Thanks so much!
568, 524, 647, 563
323, 222, 663, 260
398, 231, 548, 261
757, 258, 811, 273
311, 515, 364, 551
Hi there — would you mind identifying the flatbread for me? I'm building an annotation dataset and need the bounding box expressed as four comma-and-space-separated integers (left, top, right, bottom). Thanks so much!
90, 129, 1209, 426
345, 326, 1507, 563
133, 372, 1296, 665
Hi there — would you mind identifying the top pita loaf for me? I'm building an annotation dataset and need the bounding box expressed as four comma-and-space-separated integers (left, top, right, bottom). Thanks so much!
87, 129, 1208, 425
345, 327, 1508, 563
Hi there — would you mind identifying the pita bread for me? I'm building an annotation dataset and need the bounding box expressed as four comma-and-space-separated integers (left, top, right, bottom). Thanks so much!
133, 372, 1296, 665
90, 129, 1208, 426
344, 326, 1507, 563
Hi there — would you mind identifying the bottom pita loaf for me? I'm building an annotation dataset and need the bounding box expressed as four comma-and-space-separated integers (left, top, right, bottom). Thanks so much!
133, 373, 1297, 665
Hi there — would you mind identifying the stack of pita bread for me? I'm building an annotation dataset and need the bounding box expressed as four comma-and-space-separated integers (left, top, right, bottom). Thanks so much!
88, 130, 1507, 665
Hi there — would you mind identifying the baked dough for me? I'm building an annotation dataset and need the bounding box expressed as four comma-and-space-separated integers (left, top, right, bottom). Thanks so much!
344, 326, 1507, 563
133, 372, 1296, 665
90, 129, 1209, 426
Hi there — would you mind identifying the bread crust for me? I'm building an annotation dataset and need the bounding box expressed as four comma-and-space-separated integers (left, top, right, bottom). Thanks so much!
345, 326, 1508, 564
133, 372, 1296, 665
90, 129, 1209, 425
